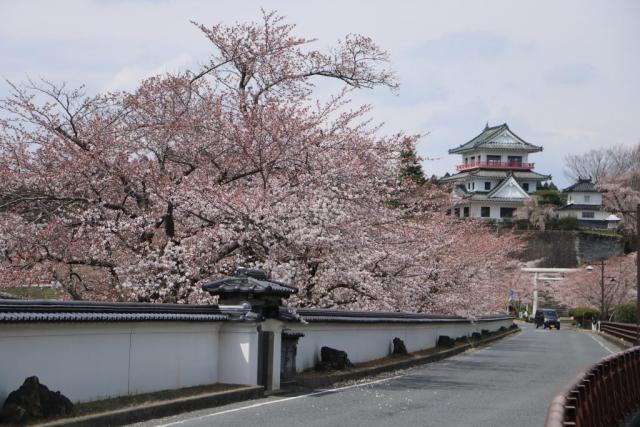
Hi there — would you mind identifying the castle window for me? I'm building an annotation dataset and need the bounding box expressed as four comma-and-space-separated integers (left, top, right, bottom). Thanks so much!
487, 155, 501, 164
522, 183, 529, 192
481, 207, 491, 217
508, 155, 523, 165
500, 207, 515, 218
484, 182, 491, 190
581, 211, 595, 219
584, 195, 591, 203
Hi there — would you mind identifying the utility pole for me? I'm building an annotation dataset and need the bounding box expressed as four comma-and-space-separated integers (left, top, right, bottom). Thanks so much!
601, 259, 605, 319
532, 272, 538, 320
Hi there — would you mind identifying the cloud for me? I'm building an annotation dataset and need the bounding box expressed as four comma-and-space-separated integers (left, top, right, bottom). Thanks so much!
545, 63, 596, 86
1, 0, 639, 188
415, 31, 515, 62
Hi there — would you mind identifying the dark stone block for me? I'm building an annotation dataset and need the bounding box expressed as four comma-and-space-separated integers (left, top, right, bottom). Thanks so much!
437, 335, 455, 348
471, 332, 482, 341
481, 329, 490, 336
317, 346, 353, 371
281, 330, 304, 380
0, 376, 73, 424
392, 337, 408, 355
509, 323, 518, 330
518, 231, 623, 269
499, 326, 507, 332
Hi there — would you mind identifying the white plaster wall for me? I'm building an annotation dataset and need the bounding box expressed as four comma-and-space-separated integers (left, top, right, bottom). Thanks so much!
0, 322, 222, 403
490, 205, 502, 219
128, 324, 220, 395
465, 179, 537, 195
293, 319, 512, 372
558, 210, 610, 220
217, 324, 259, 386
470, 203, 521, 219
567, 192, 602, 205
0, 317, 512, 402
260, 319, 284, 390
468, 179, 501, 192
470, 151, 531, 164
521, 181, 537, 193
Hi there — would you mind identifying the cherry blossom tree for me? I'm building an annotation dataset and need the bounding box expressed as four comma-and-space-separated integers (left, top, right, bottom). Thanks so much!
599, 172, 640, 238
0, 11, 520, 315
515, 197, 555, 231
552, 253, 637, 318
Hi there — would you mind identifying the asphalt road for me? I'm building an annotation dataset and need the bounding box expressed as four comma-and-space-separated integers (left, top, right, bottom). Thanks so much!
133, 323, 620, 427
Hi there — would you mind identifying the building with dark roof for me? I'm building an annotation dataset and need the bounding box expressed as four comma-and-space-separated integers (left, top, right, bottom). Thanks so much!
440, 123, 550, 219
556, 178, 620, 229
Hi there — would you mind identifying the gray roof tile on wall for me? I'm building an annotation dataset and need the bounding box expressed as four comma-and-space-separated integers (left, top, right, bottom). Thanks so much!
0, 299, 229, 323
562, 179, 601, 193
280, 307, 512, 324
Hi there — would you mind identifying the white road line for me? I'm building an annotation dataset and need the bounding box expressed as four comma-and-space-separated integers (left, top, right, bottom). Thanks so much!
590, 334, 615, 354
153, 374, 404, 427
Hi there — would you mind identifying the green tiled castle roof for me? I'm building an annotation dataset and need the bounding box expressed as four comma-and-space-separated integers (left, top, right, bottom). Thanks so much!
449, 123, 543, 154
439, 169, 551, 183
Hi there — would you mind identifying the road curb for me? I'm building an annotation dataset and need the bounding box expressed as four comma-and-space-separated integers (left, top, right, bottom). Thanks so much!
287, 327, 520, 389
36, 385, 264, 427
597, 330, 633, 350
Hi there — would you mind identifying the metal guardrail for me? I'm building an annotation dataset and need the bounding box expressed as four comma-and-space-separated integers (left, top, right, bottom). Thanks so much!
545, 346, 640, 427
601, 321, 640, 344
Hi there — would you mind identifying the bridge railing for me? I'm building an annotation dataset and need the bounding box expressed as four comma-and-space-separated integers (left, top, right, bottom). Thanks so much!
601, 321, 640, 344
545, 346, 640, 427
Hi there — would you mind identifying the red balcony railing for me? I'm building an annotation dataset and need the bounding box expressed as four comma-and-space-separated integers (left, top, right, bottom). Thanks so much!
456, 161, 535, 172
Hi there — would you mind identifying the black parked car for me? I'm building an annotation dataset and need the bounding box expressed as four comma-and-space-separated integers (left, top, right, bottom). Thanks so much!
535, 309, 560, 330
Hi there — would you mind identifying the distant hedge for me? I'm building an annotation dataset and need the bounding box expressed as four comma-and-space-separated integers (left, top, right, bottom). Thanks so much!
610, 303, 637, 324
569, 307, 599, 327
534, 189, 563, 206
545, 216, 580, 231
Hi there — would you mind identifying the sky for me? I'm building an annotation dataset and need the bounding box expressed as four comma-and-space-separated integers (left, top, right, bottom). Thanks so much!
1, 0, 639, 188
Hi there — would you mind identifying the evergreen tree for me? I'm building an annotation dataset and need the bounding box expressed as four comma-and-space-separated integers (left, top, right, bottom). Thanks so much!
400, 148, 426, 184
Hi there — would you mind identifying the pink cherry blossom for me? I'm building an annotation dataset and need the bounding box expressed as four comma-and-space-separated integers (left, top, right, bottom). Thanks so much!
0, 11, 521, 315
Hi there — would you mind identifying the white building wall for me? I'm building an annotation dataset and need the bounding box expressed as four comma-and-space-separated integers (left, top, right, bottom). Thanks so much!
467, 179, 502, 192
217, 323, 259, 386
566, 192, 602, 205
462, 151, 530, 164
260, 319, 285, 390
557, 210, 610, 221
463, 180, 534, 197
0, 316, 513, 402
293, 319, 512, 372
470, 204, 483, 217
128, 324, 220, 395
469, 203, 521, 219
521, 181, 538, 193
0, 322, 223, 403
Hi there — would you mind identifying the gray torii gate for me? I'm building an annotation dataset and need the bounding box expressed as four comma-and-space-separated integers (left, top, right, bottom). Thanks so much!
521, 268, 578, 318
